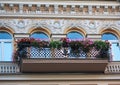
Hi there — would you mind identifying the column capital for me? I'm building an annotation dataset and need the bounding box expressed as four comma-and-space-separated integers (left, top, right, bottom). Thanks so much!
28, 4, 32, 7
105, 6, 108, 8
19, 4, 23, 13
54, 5, 58, 14
63, 5, 67, 8
10, 4, 13, 7
72, 5, 75, 8
46, 4, 49, 7
112, 6, 115, 9
37, 4, 41, 7
80, 5, 83, 8
88, 5, 92, 15
96, 6, 100, 8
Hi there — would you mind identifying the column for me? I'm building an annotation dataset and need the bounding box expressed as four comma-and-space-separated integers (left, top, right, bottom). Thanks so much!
19, 4, 23, 14
88, 5, 92, 15
28, 4, 32, 13
36, 4, 41, 14
96, 6, 100, 15
112, 6, 115, 14
10, 4, 13, 12
0, 4, 4, 13
71, 5, 75, 14
104, 6, 108, 15
80, 5, 83, 14
63, 5, 67, 13
54, 5, 58, 14
46, 4, 49, 13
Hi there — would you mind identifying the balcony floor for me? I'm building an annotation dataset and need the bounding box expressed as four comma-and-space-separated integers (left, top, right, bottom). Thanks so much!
20, 58, 108, 73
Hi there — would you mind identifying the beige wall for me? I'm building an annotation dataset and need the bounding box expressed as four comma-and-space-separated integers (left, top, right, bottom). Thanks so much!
1, 74, 120, 85
1, 81, 120, 85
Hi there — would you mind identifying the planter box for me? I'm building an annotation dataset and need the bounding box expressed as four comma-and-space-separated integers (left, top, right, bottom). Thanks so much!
20, 58, 108, 73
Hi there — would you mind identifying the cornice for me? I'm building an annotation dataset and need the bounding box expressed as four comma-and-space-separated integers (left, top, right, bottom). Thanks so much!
0, 14, 120, 20
0, 1, 119, 6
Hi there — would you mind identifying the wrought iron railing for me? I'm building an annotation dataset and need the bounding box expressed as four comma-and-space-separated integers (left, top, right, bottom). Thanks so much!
17, 47, 110, 59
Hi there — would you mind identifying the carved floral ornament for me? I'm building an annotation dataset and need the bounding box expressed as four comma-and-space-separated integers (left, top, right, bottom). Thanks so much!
0, 19, 120, 34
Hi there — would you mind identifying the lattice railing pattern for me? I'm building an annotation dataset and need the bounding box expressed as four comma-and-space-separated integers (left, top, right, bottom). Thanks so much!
0, 62, 19, 74
20, 47, 109, 59
105, 62, 120, 73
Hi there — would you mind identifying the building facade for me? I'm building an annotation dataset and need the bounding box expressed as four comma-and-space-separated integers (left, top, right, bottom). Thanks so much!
0, 0, 120, 85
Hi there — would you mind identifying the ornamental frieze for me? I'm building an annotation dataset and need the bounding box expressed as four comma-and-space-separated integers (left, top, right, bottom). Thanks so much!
0, 19, 120, 34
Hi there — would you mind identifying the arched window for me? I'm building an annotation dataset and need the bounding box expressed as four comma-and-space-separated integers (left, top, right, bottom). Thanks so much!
0, 31, 13, 61
67, 31, 84, 40
102, 33, 118, 40
102, 33, 120, 61
30, 32, 50, 58
31, 32, 49, 40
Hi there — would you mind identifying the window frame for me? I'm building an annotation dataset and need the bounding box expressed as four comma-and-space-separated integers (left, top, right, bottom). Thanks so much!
67, 31, 84, 40
102, 32, 120, 61
0, 31, 13, 61
31, 32, 49, 40
108, 40, 120, 61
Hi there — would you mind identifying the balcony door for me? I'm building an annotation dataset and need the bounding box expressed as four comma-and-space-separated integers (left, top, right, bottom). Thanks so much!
30, 32, 49, 58
0, 31, 13, 61
102, 33, 120, 61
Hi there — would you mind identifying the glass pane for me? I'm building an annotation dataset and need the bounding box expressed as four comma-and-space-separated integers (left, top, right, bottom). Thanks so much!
67, 31, 83, 40
31, 32, 49, 39
3, 42, 12, 61
0, 31, 12, 39
111, 43, 120, 61
0, 42, 2, 61
102, 33, 118, 40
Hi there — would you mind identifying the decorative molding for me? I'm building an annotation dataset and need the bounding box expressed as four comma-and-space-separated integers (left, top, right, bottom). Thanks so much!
0, 19, 120, 35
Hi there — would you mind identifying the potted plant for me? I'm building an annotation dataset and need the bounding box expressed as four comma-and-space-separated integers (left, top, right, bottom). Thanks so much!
60, 38, 70, 47
69, 41, 81, 52
49, 40, 62, 58
94, 40, 111, 59
49, 40, 62, 49
80, 38, 94, 57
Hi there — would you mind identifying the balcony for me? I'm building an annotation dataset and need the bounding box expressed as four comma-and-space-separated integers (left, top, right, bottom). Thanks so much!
21, 58, 108, 73
0, 62, 19, 74
12, 38, 111, 73
1, 61, 120, 74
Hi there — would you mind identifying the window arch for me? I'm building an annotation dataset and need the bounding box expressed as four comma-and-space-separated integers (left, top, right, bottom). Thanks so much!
31, 32, 49, 40
102, 33, 118, 40
0, 31, 12, 39
30, 32, 50, 58
0, 31, 13, 61
102, 32, 120, 61
67, 31, 84, 40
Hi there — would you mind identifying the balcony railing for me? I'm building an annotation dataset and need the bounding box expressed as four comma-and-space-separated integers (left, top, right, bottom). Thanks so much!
12, 38, 111, 73
16, 46, 109, 73
18, 47, 109, 59
105, 62, 120, 74
0, 61, 120, 74
0, 62, 19, 74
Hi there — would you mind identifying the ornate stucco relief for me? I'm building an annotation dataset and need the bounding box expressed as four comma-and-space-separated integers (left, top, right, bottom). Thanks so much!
0, 19, 120, 34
